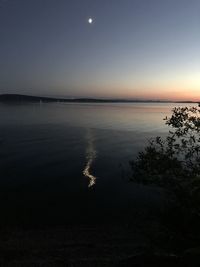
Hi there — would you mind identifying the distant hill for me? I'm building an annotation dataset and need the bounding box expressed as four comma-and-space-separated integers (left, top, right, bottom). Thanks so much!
0, 94, 56, 102
0, 94, 198, 104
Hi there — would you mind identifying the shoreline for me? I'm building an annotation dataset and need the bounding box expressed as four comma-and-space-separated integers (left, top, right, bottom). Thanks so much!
0, 94, 198, 104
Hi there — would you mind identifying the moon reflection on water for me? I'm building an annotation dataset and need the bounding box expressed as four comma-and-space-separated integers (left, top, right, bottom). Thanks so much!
83, 129, 97, 188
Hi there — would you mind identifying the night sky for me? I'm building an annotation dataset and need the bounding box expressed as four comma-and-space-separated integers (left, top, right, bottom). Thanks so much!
0, 0, 199, 100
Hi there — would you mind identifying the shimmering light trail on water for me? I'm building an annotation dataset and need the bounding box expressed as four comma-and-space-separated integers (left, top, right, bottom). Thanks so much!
83, 129, 97, 188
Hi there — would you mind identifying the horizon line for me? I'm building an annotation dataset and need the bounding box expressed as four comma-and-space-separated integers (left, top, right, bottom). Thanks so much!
0, 93, 199, 103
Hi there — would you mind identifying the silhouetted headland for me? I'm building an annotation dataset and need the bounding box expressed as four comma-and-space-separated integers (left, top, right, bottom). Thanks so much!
0, 94, 198, 103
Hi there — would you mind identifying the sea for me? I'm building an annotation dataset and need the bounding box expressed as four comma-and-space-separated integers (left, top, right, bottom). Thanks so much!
0, 102, 193, 226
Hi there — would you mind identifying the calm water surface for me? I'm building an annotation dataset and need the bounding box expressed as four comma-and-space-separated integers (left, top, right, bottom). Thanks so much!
0, 102, 191, 225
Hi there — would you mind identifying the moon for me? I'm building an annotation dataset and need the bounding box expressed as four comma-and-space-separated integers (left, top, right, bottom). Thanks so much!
88, 18, 93, 24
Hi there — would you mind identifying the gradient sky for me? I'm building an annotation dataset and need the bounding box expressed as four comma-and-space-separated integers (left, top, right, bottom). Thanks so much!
0, 0, 199, 100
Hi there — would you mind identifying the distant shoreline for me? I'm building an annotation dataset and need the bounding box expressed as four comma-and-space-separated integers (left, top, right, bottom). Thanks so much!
0, 94, 198, 104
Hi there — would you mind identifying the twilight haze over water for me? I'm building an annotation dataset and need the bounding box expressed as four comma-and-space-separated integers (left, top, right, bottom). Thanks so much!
0, 0, 199, 101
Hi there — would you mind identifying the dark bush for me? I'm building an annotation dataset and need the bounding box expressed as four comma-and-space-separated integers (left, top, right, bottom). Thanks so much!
130, 104, 200, 247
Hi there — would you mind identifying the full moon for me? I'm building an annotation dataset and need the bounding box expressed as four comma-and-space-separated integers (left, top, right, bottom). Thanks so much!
88, 18, 93, 24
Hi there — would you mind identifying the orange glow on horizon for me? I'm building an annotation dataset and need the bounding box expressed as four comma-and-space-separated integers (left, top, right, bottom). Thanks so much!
85, 86, 200, 102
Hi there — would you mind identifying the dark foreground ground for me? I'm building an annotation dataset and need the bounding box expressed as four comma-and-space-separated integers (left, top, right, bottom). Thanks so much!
0, 224, 145, 267
1, 223, 200, 267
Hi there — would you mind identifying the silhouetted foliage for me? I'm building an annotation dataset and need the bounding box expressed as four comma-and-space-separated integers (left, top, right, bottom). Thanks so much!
130, 104, 200, 230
